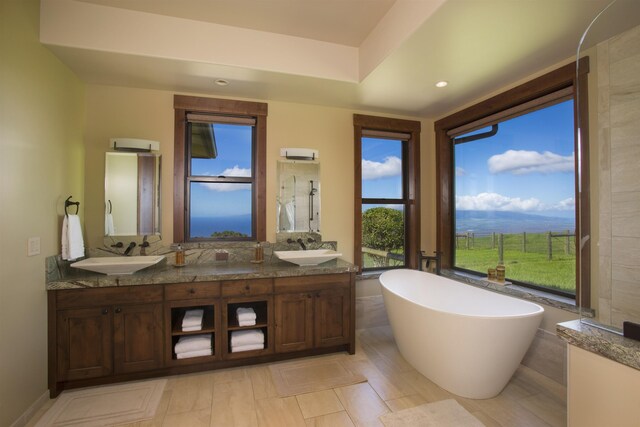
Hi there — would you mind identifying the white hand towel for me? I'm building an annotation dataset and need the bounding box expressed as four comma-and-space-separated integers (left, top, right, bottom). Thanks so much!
238, 319, 256, 327
182, 309, 204, 328
236, 307, 257, 322
105, 213, 115, 236
181, 325, 202, 332
230, 329, 264, 347
231, 343, 264, 353
62, 215, 85, 261
174, 334, 211, 353
176, 348, 212, 359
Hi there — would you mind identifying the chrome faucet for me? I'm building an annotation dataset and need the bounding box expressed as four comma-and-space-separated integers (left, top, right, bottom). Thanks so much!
124, 241, 137, 256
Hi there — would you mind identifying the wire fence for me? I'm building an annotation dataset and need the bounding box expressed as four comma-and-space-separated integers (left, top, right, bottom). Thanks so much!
455, 230, 575, 263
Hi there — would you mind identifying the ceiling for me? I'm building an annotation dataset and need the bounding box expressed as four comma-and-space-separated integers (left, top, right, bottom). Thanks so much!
41, 0, 639, 118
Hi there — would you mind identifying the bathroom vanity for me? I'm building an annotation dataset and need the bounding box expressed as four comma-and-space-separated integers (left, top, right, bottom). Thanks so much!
46, 261, 356, 397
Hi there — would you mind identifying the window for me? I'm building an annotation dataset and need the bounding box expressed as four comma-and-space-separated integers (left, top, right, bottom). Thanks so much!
174, 95, 267, 242
354, 114, 421, 271
435, 60, 590, 304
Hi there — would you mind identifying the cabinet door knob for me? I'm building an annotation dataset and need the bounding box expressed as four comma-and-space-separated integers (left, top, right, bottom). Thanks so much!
316, 292, 321, 298
102, 308, 108, 315
245, 285, 250, 291
189, 288, 196, 294
115, 307, 122, 313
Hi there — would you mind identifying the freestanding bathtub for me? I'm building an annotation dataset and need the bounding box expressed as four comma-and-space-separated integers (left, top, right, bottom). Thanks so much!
379, 269, 543, 399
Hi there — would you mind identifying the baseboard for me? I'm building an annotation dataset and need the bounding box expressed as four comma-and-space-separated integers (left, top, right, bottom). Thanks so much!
9, 390, 50, 427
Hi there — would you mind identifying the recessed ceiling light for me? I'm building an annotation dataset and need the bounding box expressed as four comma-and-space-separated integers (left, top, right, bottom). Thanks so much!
435, 81, 448, 88
214, 79, 229, 86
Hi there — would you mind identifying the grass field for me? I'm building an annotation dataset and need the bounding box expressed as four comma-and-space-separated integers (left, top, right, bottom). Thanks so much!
455, 231, 576, 293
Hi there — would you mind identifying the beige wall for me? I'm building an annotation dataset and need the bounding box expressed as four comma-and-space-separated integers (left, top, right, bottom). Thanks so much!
83, 85, 436, 262
0, 0, 85, 425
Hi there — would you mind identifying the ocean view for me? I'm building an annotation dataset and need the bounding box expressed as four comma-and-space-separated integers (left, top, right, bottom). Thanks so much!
190, 215, 252, 238
456, 210, 575, 234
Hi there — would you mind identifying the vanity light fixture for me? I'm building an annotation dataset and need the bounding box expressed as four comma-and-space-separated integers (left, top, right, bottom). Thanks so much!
214, 79, 229, 86
280, 148, 319, 160
109, 138, 160, 152
435, 81, 449, 88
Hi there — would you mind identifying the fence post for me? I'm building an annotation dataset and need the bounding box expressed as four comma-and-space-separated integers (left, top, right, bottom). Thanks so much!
498, 233, 504, 264
547, 231, 552, 261
471, 232, 475, 249
522, 232, 527, 253
466, 232, 470, 250
491, 232, 496, 250
565, 229, 570, 255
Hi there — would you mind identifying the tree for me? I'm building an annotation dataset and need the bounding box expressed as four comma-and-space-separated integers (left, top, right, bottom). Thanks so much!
362, 207, 404, 266
210, 230, 248, 238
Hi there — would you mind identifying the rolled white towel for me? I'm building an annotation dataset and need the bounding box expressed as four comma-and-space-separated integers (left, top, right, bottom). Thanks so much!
182, 309, 204, 328
182, 325, 202, 332
236, 307, 257, 322
175, 334, 211, 353
176, 348, 212, 359
231, 343, 264, 353
238, 319, 256, 327
230, 329, 264, 347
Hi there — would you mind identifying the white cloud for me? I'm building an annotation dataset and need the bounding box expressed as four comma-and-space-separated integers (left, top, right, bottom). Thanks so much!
488, 150, 574, 175
456, 192, 544, 211
551, 197, 575, 211
200, 165, 251, 192
362, 156, 401, 180
455, 167, 467, 176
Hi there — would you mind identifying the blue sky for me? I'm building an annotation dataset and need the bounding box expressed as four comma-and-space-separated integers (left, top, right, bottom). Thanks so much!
454, 100, 575, 218
360, 100, 575, 219
190, 124, 253, 218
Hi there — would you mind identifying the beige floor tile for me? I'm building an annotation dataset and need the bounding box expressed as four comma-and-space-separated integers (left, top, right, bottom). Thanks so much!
334, 382, 390, 427
305, 411, 355, 427
518, 392, 566, 427
247, 365, 280, 400
211, 366, 248, 384
384, 393, 428, 412
469, 410, 503, 427
166, 374, 214, 415
24, 399, 55, 427
211, 378, 258, 427
255, 396, 306, 427
296, 389, 344, 419
341, 357, 416, 401
473, 394, 551, 427
162, 408, 211, 427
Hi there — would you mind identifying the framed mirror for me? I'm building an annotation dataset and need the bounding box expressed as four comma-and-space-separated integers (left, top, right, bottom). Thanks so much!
276, 160, 320, 232
105, 152, 161, 236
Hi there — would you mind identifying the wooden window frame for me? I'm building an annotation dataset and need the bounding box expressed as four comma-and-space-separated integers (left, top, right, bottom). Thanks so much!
173, 95, 267, 243
434, 59, 591, 307
354, 114, 421, 271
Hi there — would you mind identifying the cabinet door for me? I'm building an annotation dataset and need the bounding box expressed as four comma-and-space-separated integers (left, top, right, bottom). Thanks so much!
113, 303, 163, 373
57, 307, 113, 381
314, 287, 350, 347
274, 293, 313, 352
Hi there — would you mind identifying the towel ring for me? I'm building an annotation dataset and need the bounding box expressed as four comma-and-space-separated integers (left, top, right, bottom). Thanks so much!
65, 196, 80, 216
107, 199, 112, 214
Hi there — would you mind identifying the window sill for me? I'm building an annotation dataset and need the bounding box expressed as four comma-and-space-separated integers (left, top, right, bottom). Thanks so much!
441, 269, 594, 317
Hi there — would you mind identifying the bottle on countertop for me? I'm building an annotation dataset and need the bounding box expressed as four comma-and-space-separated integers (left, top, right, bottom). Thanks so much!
175, 244, 185, 266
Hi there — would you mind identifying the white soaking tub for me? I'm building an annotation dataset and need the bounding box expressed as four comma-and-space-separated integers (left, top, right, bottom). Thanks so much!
379, 269, 543, 399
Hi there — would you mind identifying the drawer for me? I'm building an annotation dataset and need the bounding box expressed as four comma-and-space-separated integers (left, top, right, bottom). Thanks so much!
165, 282, 220, 300
56, 285, 163, 309
221, 279, 273, 297
274, 274, 350, 293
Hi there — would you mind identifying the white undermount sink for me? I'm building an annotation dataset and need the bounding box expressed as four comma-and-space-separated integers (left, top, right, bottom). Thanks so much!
71, 255, 165, 275
274, 249, 342, 266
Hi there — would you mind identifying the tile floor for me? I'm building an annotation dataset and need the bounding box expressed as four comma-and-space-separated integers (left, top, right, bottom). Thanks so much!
27, 325, 566, 427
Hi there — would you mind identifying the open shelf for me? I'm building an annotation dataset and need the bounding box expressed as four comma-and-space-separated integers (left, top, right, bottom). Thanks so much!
227, 301, 268, 330
171, 306, 215, 336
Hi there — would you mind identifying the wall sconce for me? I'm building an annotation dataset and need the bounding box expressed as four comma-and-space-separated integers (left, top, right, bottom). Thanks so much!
109, 138, 160, 152
280, 148, 319, 160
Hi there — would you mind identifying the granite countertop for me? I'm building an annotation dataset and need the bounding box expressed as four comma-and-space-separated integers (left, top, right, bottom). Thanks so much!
557, 319, 640, 371
46, 258, 359, 290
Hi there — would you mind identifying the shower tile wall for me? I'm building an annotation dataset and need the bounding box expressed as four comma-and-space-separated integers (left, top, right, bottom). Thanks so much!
597, 23, 640, 328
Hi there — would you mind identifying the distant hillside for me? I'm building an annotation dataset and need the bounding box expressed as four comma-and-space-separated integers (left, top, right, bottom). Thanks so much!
456, 210, 575, 234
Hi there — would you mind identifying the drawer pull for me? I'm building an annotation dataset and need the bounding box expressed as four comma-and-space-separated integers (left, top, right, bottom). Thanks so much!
245, 285, 250, 291
189, 288, 196, 294
102, 308, 108, 315
115, 307, 122, 314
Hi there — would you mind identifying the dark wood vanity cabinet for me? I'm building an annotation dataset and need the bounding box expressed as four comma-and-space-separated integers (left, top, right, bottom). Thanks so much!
50, 286, 164, 390
49, 272, 355, 397
274, 274, 352, 353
